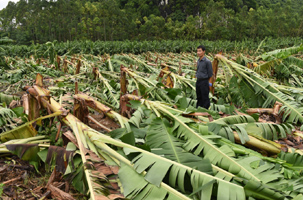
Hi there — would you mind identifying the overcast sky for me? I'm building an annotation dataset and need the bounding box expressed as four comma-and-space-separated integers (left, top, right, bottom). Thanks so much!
0, 0, 19, 10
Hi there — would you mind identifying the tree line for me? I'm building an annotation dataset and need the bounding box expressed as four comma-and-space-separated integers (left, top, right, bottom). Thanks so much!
0, 0, 302, 44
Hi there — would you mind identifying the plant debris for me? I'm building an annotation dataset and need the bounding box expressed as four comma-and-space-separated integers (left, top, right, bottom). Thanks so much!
1, 47, 303, 199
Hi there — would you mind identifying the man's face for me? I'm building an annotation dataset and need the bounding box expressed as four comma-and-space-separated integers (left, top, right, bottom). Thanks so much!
197, 48, 205, 58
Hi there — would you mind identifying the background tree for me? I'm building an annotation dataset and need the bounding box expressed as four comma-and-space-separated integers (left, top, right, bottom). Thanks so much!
0, 0, 303, 43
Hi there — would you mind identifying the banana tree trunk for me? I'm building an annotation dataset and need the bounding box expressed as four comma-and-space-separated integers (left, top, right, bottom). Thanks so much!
246, 108, 274, 115
234, 133, 281, 155
120, 65, 130, 117
56, 55, 61, 70
210, 57, 219, 94
178, 60, 182, 75
75, 59, 81, 75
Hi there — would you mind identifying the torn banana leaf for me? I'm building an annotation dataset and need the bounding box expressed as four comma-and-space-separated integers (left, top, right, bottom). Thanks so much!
0, 111, 62, 142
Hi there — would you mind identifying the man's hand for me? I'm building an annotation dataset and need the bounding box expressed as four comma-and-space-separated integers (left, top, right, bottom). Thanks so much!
209, 82, 212, 87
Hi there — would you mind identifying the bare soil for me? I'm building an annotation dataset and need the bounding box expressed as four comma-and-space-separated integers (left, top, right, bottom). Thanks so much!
0, 156, 85, 200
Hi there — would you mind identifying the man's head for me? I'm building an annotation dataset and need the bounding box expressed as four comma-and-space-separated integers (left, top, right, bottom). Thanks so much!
197, 45, 206, 58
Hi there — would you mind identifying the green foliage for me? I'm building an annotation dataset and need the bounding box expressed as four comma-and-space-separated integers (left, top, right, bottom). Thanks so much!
1, 0, 303, 42
118, 162, 188, 200
0, 183, 4, 196
146, 117, 213, 172
1, 38, 303, 58
217, 54, 303, 125
0, 106, 18, 133
3, 42, 303, 199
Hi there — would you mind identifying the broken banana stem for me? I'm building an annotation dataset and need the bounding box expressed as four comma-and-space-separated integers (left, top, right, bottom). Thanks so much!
73, 93, 128, 126
234, 133, 281, 155
246, 108, 274, 115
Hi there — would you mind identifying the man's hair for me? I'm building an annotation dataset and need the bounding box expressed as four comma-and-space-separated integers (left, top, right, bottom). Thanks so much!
197, 45, 206, 51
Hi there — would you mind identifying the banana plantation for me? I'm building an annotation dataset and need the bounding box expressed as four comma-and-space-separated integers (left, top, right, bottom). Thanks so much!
1, 44, 303, 200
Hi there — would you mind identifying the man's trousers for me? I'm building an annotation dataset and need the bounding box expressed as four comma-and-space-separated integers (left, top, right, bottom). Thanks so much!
196, 78, 210, 109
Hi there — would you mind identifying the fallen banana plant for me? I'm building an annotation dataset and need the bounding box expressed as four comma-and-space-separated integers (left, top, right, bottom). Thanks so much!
73, 93, 128, 127
29, 87, 259, 199
90, 95, 303, 199
216, 54, 303, 126
0, 105, 19, 133
92, 67, 120, 109
3, 48, 303, 199
122, 95, 282, 180
123, 94, 282, 153
12, 74, 187, 199
19, 74, 297, 199
0, 111, 61, 142
0, 93, 19, 105
160, 69, 196, 91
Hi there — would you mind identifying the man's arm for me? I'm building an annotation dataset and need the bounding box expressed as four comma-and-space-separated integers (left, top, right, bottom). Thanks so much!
195, 60, 198, 78
208, 61, 213, 81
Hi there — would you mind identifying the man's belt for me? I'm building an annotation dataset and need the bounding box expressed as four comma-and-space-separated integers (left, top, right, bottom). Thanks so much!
197, 78, 208, 81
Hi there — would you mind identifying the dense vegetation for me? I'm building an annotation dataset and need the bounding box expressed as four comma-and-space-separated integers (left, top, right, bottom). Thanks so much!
1, 0, 303, 44
1, 37, 303, 60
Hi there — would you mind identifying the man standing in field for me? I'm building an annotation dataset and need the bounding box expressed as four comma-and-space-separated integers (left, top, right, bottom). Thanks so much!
196, 45, 213, 109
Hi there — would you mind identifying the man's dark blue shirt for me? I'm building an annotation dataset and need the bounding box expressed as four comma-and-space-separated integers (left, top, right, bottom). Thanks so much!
196, 57, 213, 79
